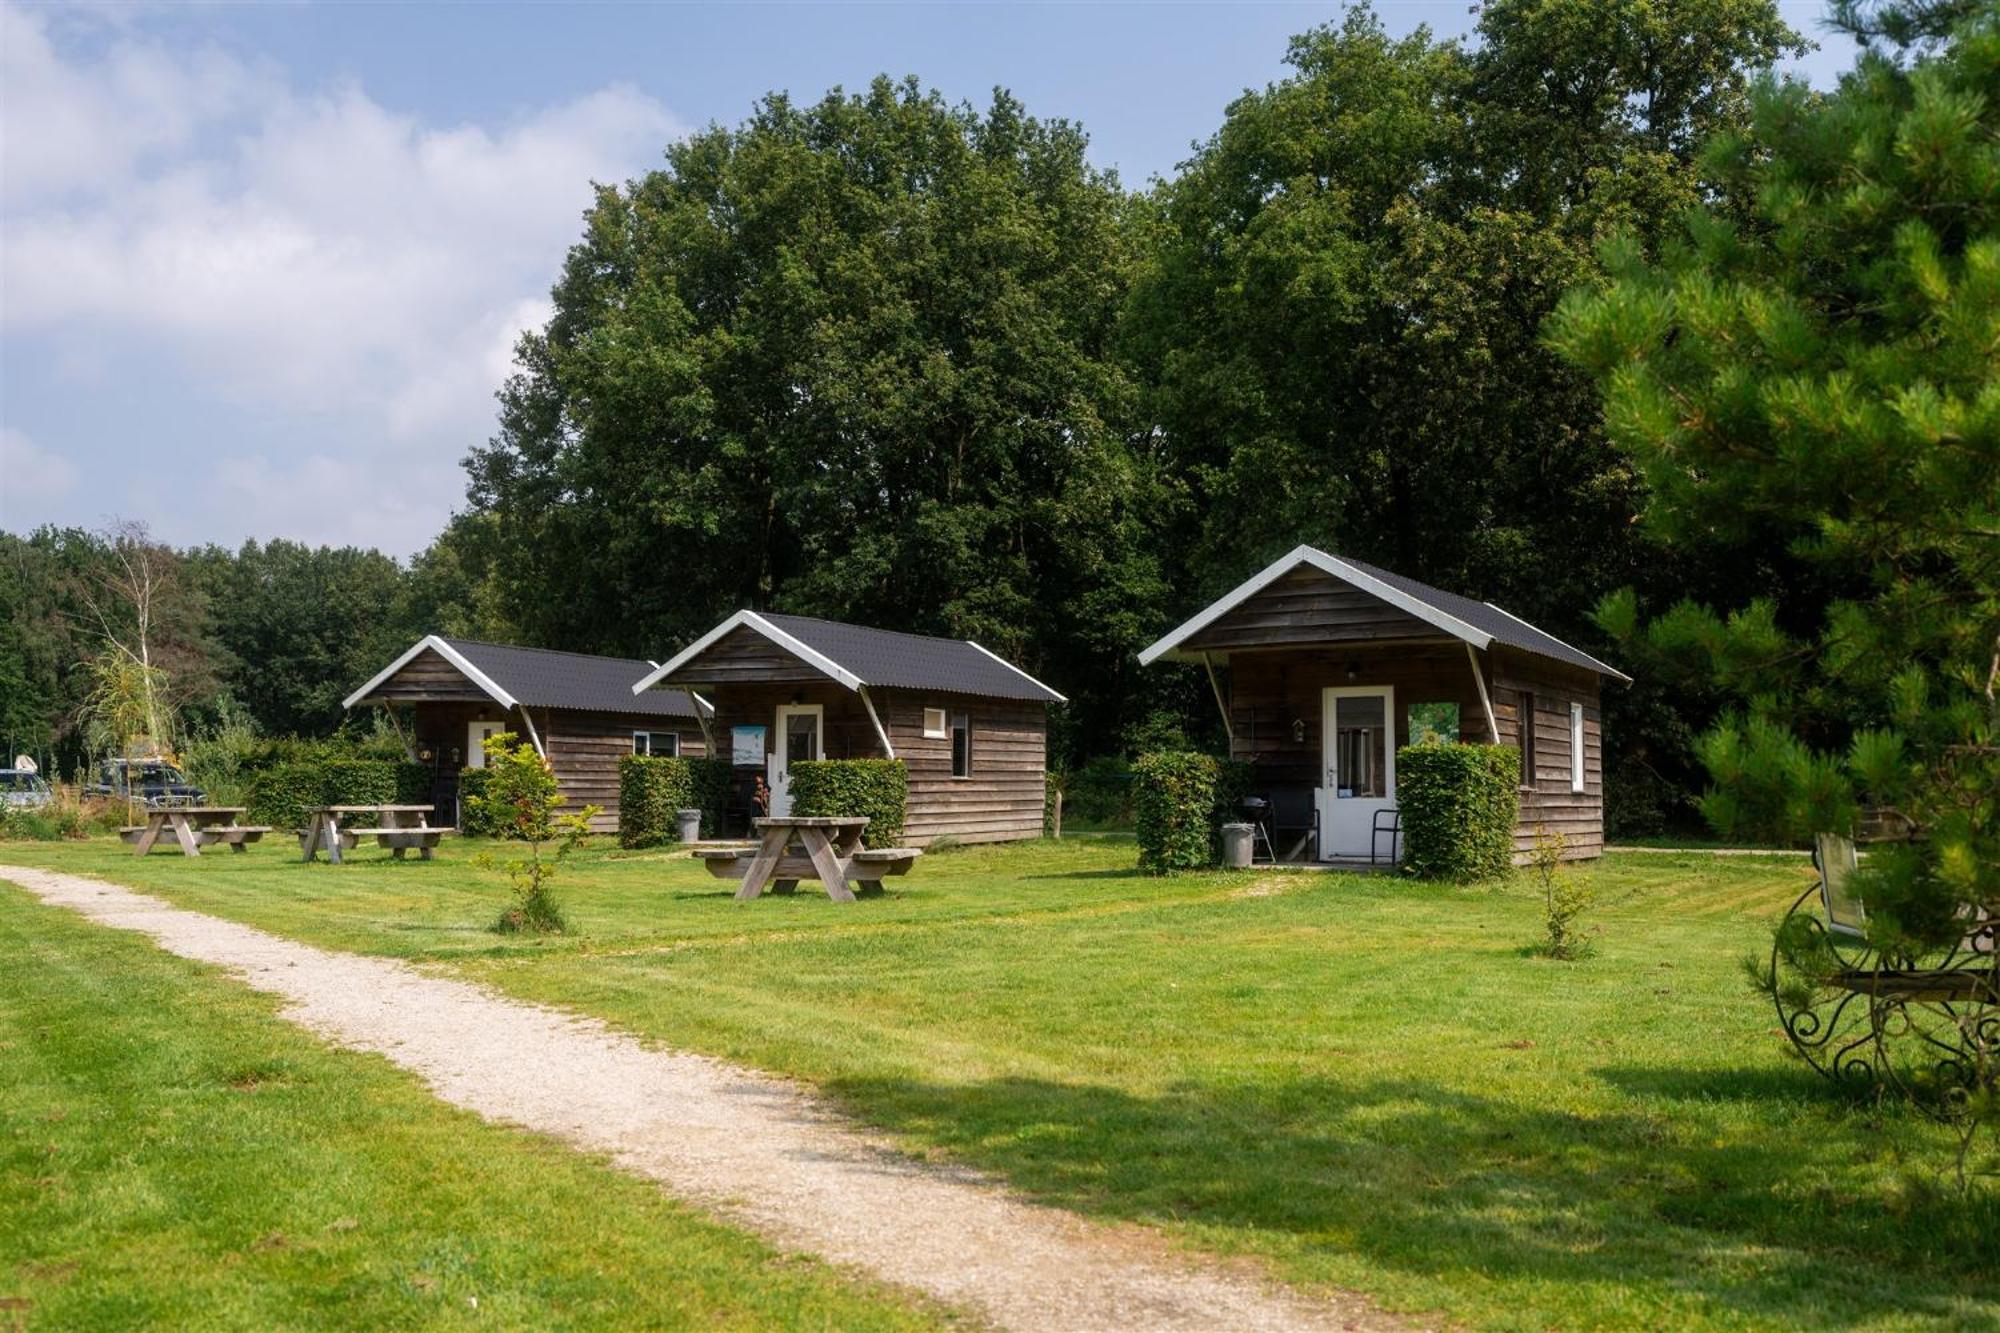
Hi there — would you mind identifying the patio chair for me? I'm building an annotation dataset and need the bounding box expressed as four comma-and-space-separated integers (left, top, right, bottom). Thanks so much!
1813, 831, 1866, 941
1266, 789, 1318, 863
1371, 808, 1402, 865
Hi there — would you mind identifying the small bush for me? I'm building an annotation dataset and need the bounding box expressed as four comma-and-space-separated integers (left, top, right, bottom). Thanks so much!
790, 759, 908, 848
1398, 742, 1520, 882
1530, 828, 1595, 959
246, 759, 431, 829
469, 733, 593, 934
457, 767, 495, 835
1133, 750, 1220, 874
618, 755, 733, 848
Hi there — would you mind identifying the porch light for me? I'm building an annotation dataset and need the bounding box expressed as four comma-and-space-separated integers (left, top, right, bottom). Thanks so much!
1345, 662, 1360, 681
1291, 718, 1306, 744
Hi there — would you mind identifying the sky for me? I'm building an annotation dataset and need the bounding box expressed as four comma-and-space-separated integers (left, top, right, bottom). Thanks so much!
1, 1, 1859, 559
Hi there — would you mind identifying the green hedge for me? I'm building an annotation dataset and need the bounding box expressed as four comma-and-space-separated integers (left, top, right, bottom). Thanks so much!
246, 759, 430, 829
457, 768, 498, 836
1397, 742, 1521, 882
789, 759, 907, 848
1134, 750, 1221, 874
618, 755, 733, 849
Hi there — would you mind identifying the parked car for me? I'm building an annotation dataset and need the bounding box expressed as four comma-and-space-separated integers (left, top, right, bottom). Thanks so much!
0, 768, 53, 811
85, 758, 206, 808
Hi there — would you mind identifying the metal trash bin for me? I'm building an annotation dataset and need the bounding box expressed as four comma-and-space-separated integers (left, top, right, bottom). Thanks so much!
1220, 822, 1255, 870
677, 808, 703, 843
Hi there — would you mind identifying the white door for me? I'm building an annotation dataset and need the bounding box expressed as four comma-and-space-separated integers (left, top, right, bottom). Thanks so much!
466, 720, 506, 768
768, 705, 823, 817
1318, 686, 1396, 861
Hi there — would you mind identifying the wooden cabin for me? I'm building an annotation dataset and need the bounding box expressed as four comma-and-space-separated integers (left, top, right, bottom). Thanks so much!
344, 636, 710, 833
1139, 546, 1630, 863
631, 612, 1063, 845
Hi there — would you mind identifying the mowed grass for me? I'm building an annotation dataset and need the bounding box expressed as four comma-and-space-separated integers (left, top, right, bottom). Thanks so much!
0, 883, 947, 1331
2, 835, 1995, 1329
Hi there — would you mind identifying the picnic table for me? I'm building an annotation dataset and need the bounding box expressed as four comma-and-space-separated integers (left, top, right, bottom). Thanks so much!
300, 804, 452, 863
698, 816, 921, 902
121, 806, 271, 857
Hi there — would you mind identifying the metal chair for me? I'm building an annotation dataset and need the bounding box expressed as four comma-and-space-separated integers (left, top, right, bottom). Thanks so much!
1370, 808, 1402, 865
1266, 789, 1318, 863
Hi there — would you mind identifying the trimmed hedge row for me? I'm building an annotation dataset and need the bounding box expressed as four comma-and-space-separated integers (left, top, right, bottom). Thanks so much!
1398, 742, 1520, 882
1134, 751, 1221, 874
457, 768, 498, 836
789, 759, 907, 848
246, 759, 429, 829
618, 755, 733, 848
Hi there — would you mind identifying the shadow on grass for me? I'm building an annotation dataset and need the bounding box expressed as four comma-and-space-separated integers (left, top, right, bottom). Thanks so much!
821, 1071, 1997, 1326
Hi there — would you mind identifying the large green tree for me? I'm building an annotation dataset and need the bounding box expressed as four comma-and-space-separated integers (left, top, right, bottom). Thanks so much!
466, 78, 1161, 756
188, 539, 416, 737
1124, 0, 1802, 609
1547, 9, 1998, 936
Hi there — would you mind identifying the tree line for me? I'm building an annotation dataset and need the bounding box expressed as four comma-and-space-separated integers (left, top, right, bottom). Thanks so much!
4, 0, 1990, 853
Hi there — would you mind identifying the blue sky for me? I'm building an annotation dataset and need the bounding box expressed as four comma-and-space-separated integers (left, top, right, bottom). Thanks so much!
1, 2, 1858, 557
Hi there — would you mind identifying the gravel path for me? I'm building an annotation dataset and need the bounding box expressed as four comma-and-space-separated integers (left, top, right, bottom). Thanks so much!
3, 866, 1404, 1332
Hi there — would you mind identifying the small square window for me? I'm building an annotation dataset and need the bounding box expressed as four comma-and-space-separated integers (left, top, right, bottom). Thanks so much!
922, 707, 948, 740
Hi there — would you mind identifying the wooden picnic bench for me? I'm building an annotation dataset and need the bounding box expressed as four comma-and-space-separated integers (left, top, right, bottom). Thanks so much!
698, 816, 921, 902
120, 806, 271, 857
300, 805, 452, 863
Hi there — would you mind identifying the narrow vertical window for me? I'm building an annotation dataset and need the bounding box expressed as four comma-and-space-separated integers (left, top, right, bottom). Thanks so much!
951, 712, 972, 778
632, 731, 650, 756
1571, 702, 1586, 793
1518, 692, 1537, 788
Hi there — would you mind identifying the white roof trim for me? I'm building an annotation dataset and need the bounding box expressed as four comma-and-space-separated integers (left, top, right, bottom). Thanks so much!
632, 610, 864, 694
1479, 602, 1633, 684
687, 690, 716, 718
1138, 545, 1494, 665
965, 640, 1068, 704
343, 635, 517, 711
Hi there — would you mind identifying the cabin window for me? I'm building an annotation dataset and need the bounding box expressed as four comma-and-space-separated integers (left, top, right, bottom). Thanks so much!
1408, 701, 1460, 746
632, 731, 679, 758
950, 712, 972, 778
1570, 702, 1586, 793
922, 707, 948, 739
1517, 692, 1537, 787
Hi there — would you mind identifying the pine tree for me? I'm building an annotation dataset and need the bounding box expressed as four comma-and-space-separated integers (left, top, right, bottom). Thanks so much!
1547, 6, 1999, 946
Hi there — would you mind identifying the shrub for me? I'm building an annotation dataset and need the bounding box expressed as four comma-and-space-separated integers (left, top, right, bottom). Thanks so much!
246, 759, 432, 829
789, 759, 907, 848
1530, 827, 1595, 959
1133, 750, 1220, 874
618, 755, 734, 848
457, 768, 497, 836
469, 733, 593, 934
1398, 742, 1520, 882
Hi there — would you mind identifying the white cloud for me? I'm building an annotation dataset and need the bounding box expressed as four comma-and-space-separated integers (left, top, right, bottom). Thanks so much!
0, 4, 680, 553
0, 427, 80, 518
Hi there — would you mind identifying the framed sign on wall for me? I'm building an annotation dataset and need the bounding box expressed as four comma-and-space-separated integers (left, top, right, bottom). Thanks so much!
730, 725, 767, 766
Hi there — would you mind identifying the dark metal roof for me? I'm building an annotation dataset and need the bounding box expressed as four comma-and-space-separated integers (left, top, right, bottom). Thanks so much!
439, 638, 702, 718
758, 614, 1064, 703
1336, 558, 1629, 681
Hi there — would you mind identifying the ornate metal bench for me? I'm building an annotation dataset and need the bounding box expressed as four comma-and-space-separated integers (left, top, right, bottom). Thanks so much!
1771, 832, 1996, 1115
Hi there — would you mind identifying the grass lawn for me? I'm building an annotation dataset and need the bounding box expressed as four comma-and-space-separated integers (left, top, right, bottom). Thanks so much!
2, 834, 1994, 1330
0, 882, 946, 1331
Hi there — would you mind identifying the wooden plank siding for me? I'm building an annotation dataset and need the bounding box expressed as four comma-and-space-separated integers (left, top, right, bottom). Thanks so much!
539, 708, 707, 834
1185, 567, 1445, 652
365, 647, 491, 702
1488, 647, 1604, 862
694, 680, 1047, 846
